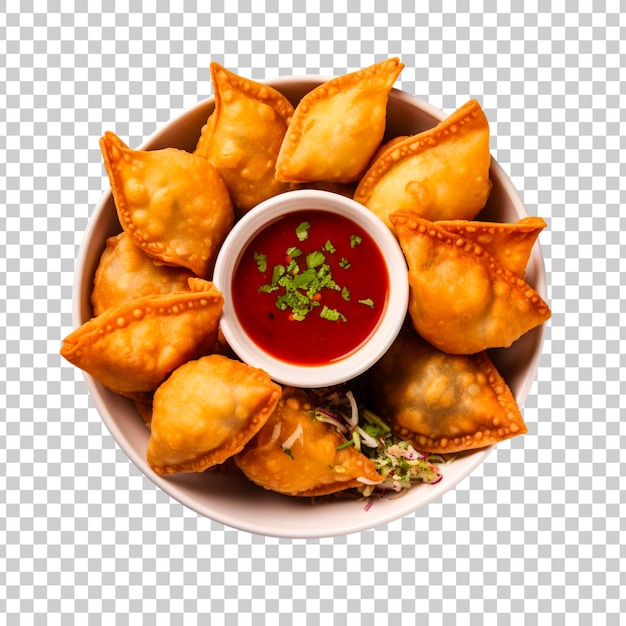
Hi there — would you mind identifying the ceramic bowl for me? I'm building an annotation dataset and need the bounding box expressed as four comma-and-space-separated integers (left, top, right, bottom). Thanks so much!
72, 76, 547, 538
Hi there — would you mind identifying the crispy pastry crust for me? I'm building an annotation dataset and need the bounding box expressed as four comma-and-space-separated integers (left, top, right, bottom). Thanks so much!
195, 63, 294, 215
391, 210, 551, 354
91, 232, 194, 316
60, 279, 224, 394
147, 355, 282, 475
369, 328, 527, 454
435, 216, 547, 278
235, 388, 382, 497
354, 99, 492, 229
275, 58, 404, 183
100, 131, 233, 278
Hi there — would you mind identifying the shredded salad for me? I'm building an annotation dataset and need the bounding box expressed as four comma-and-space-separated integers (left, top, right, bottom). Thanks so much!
309, 387, 456, 501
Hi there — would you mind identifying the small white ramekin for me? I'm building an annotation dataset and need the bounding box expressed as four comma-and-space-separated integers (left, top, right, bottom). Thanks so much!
212, 189, 409, 387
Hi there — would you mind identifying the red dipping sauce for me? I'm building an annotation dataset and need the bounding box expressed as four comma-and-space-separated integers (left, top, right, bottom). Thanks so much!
232, 210, 389, 366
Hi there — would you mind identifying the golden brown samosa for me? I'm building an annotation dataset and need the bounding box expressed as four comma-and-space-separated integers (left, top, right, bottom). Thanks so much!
368, 327, 527, 454
147, 355, 281, 475
275, 58, 404, 183
354, 99, 492, 229
60, 278, 223, 396
235, 388, 382, 496
91, 232, 195, 316
195, 63, 294, 215
100, 131, 233, 278
436, 216, 546, 279
391, 210, 551, 354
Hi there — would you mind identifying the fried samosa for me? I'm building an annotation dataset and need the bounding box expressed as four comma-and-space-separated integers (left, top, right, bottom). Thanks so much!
275, 58, 404, 183
436, 216, 546, 279
235, 388, 382, 497
353, 99, 492, 229
368, 327, 527, 454
91, 232, 195, 316
195, 63, 294, 215
100, 131, 233, 278
391, 210, 551, 354
147, 355, 282, 475
60, 278, 224, 395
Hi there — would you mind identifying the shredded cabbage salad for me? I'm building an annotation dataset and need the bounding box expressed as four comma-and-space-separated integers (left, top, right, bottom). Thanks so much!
310, 387, 456, 500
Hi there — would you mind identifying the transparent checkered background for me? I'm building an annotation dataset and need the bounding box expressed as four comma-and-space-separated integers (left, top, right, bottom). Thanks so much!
1, 2, 624, 623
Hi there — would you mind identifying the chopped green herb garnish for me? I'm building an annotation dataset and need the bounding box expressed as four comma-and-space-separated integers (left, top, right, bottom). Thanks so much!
254, 252, 267, 273
285, 246, 302, 258
258, 283, 278, 294
358, 298, 375, 308
317, 264, 339, 290
306, 250, 325, 269
276, 288, 310, 313
320, 305, 347, 322
335, 439, 355, 450
283, 448, 294, 460
284, 258, 299, 276
295, 221, 310, 241
350, 234, 362, 248
271, 264, 286, 284
310, 393, 452, 499
361, 409, 391, 433
290, 268, 316, 289
255, 220, 377, 323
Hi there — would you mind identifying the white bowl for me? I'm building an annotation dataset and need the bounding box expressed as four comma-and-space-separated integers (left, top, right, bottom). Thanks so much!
213, 189, 409, 388
72, 76, 547, 538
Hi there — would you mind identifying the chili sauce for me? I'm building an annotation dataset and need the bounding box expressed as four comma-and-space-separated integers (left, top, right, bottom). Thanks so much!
232, 210, 389, 366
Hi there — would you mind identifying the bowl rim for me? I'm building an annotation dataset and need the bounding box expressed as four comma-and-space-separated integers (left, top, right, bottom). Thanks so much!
212, 188, 410, 388
71, 76, 548, 538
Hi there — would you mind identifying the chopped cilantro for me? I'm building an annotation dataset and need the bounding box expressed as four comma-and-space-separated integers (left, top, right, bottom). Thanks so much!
312, 394, 450, 499
254, 252, 267, 273
271, 264, 286, 284
285, 246, 302, 258
258, 283, 278, 294
255, 219, 376, 323
295, 221, 310, 241
283, 448, 294, 460
306, 250, 325, 269
290, 268, 316, 290
320, 305, 347, 322
350, 234, 362, 248
276, 289, 309, 312
317, 264, 339, 290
